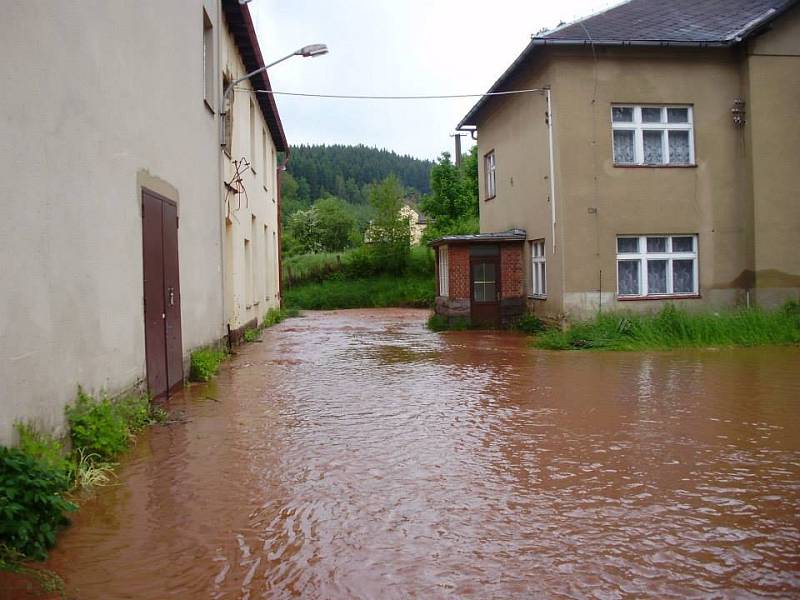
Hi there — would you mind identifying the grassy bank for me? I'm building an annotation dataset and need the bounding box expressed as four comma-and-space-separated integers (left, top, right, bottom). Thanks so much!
283, 246, 435, 310
534, 303, 800, 351
284, 274, 434, 310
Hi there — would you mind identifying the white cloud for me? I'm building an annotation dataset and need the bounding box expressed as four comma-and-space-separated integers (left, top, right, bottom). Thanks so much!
249, 0, 613, 159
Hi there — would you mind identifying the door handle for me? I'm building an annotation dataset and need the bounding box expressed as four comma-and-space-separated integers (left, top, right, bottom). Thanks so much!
168, 287, 175, 307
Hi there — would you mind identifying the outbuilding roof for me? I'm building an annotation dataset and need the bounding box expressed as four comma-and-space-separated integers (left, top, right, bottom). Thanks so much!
222, 0, 288, 151
428, 229, 527, 247
458, 0, 797, 129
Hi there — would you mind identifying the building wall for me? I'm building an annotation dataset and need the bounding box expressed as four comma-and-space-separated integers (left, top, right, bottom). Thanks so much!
220, 14, 281, 336
475, 56, 565, 318
0, 1, 225, 443
745, 5, 800, 307
474, 32, 798, 321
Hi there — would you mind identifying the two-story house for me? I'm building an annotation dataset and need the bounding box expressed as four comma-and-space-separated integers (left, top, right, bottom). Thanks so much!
450, 0, 799, 323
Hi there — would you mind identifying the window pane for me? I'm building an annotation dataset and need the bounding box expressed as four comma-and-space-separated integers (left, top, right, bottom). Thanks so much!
647, 237, 667, 252
541, 263, 546, 294
672, 236, 693, 252
667, 107, 688, 123
618, 260, 640, 295
613, 130, 635, 163
612, 107, 633, 122
642, 107, 662, 123
474, 282, 485, 302
484, 282, 496, 301
472, 262, 484, 281
617, 237, 639, 253
484, 262, 496, 281
673, 260, 695, 293
668, 130, 691, 164
643, 130, 664, 163
647, 260, 668, 294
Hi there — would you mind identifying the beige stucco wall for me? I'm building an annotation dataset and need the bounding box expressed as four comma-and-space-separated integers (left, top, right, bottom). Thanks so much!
220, 14, 281, 333
0, 1, 226, 443
476, 56, 565, 317
474, 25, 799, 321
745, 5, 800, 307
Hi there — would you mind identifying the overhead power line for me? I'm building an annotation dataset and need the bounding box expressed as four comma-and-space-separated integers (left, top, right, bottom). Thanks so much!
233, 87, 547, 100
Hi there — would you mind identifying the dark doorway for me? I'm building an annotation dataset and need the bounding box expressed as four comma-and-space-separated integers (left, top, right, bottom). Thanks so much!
142, 189, 184, 398
470, 245, 500, 326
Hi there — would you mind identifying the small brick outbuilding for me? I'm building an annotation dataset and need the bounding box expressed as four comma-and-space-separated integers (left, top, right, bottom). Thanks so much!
429, 229, 527, 327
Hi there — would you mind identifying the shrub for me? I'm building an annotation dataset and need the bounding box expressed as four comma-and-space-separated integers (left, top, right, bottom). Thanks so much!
284, 275, 435, 310
15, 424, 71, 481
426, 314, 449, 332
426, 315, 471, 331
243, 328, 260, 343
66, 391, 131, 460
0, 447, 76, 560
189, 347, 226, 382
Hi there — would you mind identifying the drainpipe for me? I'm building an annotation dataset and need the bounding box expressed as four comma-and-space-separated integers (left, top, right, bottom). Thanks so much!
545, 88, 557, 255
276, 148, 290, 308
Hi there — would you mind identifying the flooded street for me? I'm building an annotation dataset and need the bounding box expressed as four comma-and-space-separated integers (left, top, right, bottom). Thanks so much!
14, 309, 800, 598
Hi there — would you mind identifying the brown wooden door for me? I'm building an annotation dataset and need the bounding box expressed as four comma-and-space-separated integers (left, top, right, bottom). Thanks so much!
142, 190, 183, 398
470, 257, 500, 327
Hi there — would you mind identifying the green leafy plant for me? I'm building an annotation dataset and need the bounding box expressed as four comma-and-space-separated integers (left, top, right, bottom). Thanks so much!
243, 328, 260, 343
14, 424, 71, 481
513, 314, 545, 334
0, 447, 76, 561
65, 391, 130, 460
189, 348, 227, 382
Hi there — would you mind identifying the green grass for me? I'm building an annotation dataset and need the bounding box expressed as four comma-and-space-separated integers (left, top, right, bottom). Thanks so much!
284, 274, 435, 310
283, 251, 350, 288
426, 315, 471, 331
189, 347, 227, 382
534, 303, 800, 351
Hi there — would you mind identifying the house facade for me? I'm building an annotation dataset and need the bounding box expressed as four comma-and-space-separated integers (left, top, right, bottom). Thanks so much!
220, 3, 286, 343
456, 0, 800, 322
0, 0, 286, 444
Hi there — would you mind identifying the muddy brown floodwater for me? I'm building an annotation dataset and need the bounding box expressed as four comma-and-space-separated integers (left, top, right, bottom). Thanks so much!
5, 308, 800, 599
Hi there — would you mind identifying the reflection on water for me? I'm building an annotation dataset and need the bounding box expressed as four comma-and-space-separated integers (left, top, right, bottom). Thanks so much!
6, 309, 800, 599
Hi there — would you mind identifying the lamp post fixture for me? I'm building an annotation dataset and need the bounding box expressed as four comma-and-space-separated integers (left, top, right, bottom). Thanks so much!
220, 43, 328, 145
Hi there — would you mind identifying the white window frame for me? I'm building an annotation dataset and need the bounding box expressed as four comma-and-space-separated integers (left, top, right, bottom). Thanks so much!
438, 246, 449, 297
611, 105, 694, 166
530, 239, 546, 298
616, 235, 699, 298
202, 10, 214, 109
484, 150, 496, 198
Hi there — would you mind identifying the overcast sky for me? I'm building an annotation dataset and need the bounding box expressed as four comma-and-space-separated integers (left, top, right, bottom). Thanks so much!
249, 0, 613, 160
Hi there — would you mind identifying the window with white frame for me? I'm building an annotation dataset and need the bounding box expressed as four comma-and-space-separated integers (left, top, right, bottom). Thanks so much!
617, 235, 698, 297
531, 240, 546, 297
438, 246, 449, 297
484, 151, 496, 198
611, 105, 694, 166
202, 10, 214, 108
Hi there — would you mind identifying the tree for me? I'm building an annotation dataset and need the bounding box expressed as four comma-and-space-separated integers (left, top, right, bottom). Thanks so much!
313, 197, 358, 251
420, 150, 479, 241
286, 208, 320, 254
367, 175, 410, 274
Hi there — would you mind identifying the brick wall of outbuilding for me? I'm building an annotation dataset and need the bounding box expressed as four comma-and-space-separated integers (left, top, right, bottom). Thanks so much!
501, 244, 524, 297
449, 245, 471, 300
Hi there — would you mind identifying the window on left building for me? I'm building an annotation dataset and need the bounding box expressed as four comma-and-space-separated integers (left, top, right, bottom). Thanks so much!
484, 151, 496, 199
203, 10, 214, 109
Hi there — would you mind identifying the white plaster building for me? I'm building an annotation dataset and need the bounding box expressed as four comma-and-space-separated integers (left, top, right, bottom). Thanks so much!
0, 0, 287, 444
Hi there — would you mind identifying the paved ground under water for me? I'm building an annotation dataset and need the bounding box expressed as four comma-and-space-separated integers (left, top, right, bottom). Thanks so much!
7, 308, 800, 599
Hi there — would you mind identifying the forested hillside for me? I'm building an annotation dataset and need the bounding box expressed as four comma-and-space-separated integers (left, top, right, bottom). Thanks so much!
284, 144, 433, 206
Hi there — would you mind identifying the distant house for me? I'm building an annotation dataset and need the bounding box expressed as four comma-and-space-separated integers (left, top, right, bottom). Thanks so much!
400, 203, 427, 245
439, 0, 800, 324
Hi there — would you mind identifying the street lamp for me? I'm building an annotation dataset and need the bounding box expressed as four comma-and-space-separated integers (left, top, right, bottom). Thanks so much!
220, 43, 328, 145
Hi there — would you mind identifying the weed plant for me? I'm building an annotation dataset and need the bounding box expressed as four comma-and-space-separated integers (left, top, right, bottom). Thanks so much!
189, 347, 227, 382
534, 303, 800, 351
512, 314, 545, 334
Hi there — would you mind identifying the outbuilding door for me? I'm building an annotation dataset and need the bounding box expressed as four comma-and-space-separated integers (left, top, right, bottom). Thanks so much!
142, 189, 184, 398
470, 253, 500, 327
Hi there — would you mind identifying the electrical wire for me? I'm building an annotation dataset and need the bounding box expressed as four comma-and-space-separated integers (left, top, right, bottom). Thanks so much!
233, 87, 547, 100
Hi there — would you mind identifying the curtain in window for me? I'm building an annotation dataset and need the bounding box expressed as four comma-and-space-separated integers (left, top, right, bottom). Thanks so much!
613, 130, 634, 163
673, 260, 694, 293
618, 261, 640, 295
643, 131, 663, 163
647, 260, 668, 294
668, 131, 690, 164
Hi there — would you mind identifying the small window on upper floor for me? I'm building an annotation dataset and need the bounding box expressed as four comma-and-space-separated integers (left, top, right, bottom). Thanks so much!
484, 150, 496, 199
202, 10, 214, 110
611, 105, 694, 166
249, 98, 256, 173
